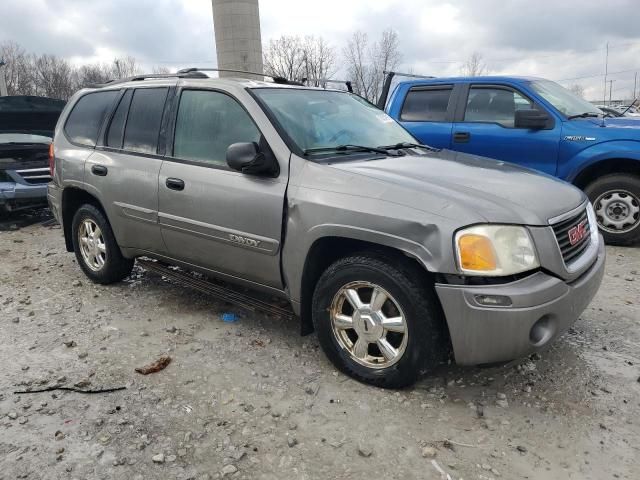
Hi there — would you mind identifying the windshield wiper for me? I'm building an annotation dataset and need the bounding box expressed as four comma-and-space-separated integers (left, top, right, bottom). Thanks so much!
378, 142, 440, 152
566, 112, 601, 120
303, 144, 394, 156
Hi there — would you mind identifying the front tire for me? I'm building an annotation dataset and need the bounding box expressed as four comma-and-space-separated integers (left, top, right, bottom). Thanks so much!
584, 174, 640, 246
71, 204, 134, 284
312, 253, 446, 388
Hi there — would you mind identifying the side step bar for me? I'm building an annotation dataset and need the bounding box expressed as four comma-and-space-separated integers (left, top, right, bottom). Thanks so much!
138, 259, 294, 320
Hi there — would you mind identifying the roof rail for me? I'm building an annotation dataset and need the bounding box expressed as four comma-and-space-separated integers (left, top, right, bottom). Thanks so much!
376, 71, 436, 109
176, 67, 305, 86
301, 78, 353, 93
88, 70, 208, 88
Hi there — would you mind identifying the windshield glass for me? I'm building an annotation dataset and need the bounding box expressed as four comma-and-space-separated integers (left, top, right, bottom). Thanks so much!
253, 88, 415, 154
529, 80, 601, 117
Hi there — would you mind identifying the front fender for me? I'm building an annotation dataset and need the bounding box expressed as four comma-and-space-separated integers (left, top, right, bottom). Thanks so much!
560, 140, 640, 183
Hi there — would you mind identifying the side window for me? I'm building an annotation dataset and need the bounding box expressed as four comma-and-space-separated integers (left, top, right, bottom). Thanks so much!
64, 90, 119, 146
400, 88, 452, 121
106, 90, 133, 148
464, 87, 533, 127
123, 88, 168, 154
173, 90, 260, 166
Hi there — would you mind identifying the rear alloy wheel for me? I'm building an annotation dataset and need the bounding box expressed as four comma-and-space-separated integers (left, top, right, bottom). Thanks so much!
312, 253, 446, 388
71, 204, 134, 284
585, 174, 640, 245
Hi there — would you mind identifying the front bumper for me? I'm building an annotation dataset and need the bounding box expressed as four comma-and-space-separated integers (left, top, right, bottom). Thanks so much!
435, 236, 605, 365
0, 181, 48, 212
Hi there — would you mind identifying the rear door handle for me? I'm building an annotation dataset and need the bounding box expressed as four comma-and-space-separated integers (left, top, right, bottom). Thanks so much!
91, 165, 108, 176
453, 132, 471, 143
165, 177, 185, 191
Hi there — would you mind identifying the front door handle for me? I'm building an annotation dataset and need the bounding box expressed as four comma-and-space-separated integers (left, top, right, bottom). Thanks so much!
165, 177, 185, 191
91, 165, 108, 176
453, 131, 471, 143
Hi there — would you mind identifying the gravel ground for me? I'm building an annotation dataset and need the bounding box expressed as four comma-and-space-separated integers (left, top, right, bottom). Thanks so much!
1, 215, 639, 480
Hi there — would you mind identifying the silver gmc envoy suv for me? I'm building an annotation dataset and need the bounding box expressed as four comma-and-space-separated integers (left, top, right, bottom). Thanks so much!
48, 71, 605, 387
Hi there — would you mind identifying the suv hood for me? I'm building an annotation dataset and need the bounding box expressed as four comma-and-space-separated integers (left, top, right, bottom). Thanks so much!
0, 96, 66, 137
328, 149, 585, 225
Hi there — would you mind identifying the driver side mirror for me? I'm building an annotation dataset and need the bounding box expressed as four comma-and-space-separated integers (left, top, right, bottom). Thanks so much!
514, 109, 549, 129
226, 142, 279, 177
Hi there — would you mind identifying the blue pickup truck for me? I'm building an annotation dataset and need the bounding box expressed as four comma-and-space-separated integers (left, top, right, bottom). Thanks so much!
382, 75, 640, 245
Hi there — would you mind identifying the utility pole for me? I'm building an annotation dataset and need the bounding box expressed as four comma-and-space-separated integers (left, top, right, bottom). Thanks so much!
603, 41, 609, 106
0, 60, 8, 97
608, 79, 615, 105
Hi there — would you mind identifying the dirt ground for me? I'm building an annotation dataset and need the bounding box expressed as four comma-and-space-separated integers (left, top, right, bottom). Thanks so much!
1, 211, 639, 480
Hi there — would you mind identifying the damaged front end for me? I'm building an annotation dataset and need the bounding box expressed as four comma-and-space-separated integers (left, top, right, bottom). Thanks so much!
0, 96, 65, 213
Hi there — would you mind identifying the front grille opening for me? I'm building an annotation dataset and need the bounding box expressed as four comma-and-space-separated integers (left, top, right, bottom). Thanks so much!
552, 208, 590, 265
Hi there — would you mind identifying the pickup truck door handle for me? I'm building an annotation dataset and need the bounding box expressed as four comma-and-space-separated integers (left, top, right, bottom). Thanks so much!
453, 131, 471, 143
165, 177, 185, 191
91, 165, 108, 176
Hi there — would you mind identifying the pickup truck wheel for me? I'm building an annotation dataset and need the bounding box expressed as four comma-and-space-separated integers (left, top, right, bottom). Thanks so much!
312, 254, 444, 388
71, 204, 134, 284
585, 174, 640, 245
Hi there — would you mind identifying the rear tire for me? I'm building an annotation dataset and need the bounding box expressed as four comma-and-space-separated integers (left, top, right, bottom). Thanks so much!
71, 204, 134, 284
311, 252, 446, 388
584, 174, 640, 246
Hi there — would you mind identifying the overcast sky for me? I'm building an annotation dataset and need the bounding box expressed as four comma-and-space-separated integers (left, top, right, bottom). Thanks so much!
1, 0, 639, 101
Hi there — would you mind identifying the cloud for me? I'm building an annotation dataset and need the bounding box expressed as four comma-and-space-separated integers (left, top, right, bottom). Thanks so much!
1, 0, 639, 100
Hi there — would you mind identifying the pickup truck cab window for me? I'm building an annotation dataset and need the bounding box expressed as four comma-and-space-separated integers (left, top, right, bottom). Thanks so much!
464, 86, 533, 128
400, 87, 452, 122
173, 89, 260, 166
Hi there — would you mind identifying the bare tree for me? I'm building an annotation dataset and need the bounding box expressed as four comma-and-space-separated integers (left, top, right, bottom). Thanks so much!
568, 83, 585, 98
152, 65, 171, 74
301, 36, 336, 87
343, 29, 402, 102
73, 63, 112, 90
32, 54, 76, 99
461, 52, 487, 77
0, 41, 34, 96
263, 35, 306, 81
111, 56, 141, 79
343, 31, 375, 101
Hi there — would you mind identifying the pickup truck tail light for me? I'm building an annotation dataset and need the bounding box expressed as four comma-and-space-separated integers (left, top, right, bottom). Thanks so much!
48, 143, 55, 176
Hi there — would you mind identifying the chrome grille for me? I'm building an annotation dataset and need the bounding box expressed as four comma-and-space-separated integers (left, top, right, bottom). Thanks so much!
552, 208, 590, 265
15, 167, 51, 185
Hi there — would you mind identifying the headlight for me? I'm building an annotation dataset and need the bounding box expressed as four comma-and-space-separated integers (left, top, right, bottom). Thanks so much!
455, 225, 540, 276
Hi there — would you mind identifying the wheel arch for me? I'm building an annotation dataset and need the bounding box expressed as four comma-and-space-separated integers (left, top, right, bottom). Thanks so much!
572, 157, 640, 190
61, 187, 108, 252
297, 235, 439, 336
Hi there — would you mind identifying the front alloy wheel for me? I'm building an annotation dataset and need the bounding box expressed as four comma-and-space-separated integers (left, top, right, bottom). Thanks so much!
312, 253, 446, 388
330, 282, 408, 369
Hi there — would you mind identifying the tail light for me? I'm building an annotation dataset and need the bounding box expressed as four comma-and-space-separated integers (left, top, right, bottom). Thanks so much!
48, 143, 55, 176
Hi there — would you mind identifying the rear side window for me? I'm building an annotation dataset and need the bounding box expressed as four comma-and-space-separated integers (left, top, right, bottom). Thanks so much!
106, 90, 133, 148
65, 91, 119, 146
400, 88, 452, 121
173, 90, 260, 166
123, 88, 168, 154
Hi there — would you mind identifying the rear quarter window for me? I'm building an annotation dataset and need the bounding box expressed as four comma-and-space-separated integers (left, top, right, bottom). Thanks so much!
64, 91, 119, 147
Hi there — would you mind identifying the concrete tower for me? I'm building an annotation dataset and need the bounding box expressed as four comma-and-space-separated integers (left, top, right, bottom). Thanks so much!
212, 0, 263, 79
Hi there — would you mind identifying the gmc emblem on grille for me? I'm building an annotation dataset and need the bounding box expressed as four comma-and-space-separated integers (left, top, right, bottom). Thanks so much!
568, 221, 587, 246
